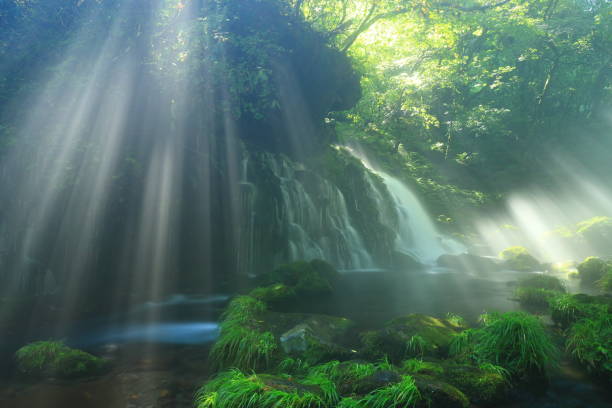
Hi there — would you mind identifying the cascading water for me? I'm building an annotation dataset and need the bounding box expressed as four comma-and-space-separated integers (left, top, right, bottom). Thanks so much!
248, 152, 374, 270
346, 147, 463, 263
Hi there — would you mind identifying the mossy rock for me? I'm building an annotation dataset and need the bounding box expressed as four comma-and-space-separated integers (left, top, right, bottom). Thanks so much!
413, 375, 470, 408
361, 314, 465, 362
577, 256, 610, 284
249, 284, 297, 305
273, 314, 356, 365
15, 341, 107, 379
259, 259, 340, 296
442, 364, 508, 407
499, 246, 541, 272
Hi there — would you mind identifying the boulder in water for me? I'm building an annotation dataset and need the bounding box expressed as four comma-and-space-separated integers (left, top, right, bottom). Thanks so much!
499, 246, 541, 271
277, 314, 355, 364
15, 340, 108, 379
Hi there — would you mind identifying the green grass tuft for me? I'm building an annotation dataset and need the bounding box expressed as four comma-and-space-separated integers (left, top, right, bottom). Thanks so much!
356, 375, 421, 408
566, 312, 612, 378
209, 296, 277, 370
474, 311, 557, 376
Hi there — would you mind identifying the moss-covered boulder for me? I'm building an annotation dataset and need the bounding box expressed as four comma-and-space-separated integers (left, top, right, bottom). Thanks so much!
361, 314, 465, 362
413, 375, 469, 408
259, 259, 340, 297
15, 341, 107, 379
211, 293, 356, 371
577, 256, 610, 284
277, 315, 356, 364
249, 283, 297, 305
442, 364, 508, 407
499, 246, 541, 272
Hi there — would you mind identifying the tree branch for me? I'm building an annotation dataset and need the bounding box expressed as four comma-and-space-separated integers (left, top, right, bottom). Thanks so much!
435, 0, 513, 12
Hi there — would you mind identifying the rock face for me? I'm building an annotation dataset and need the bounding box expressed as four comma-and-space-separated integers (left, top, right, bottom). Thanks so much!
436, 253, 501, 273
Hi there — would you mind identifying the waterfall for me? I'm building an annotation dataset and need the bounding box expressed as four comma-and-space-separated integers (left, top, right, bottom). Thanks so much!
346, 147, 462, 263
250, 153, 374, 270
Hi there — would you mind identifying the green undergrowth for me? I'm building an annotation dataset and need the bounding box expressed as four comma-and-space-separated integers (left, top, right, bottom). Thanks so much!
450, 311, 557, 377
15, 340, 107, 379
195, 369, 339, 408
566, 312, 612, 380
209, 296, 277, 371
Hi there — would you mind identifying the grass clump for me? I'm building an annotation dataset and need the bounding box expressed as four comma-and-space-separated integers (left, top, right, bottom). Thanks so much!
473, 311, 557, 376
356, 375, 421, 408
209, 296, 277, 370
514, 287, 559, 310
195, 369, 338, 408
549, 294, 608, 328
566, 313, 612, 379
15, 340, 107, 379
499, 246, 541, 271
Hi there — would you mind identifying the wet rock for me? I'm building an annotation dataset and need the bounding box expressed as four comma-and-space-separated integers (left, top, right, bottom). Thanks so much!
277, 314, 355, 364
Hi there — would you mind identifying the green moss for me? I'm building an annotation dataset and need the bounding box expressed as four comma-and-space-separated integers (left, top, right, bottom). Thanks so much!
260, 260, 339, 297
401, 359, 444, 376
249, 284, 297, 304
209, 296, 278, 370
499, 246, 541, 271
361, 314, 464, 362
566, 312, 612, 380
15, 340, 107, 379
473, 311, 557, 377
195, 369, 339, 408
577, 256, 610, 284
413, 375, 469, 408
442, 363, 508, 406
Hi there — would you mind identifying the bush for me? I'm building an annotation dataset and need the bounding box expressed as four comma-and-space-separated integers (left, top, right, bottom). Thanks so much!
15, 340, 107, 379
